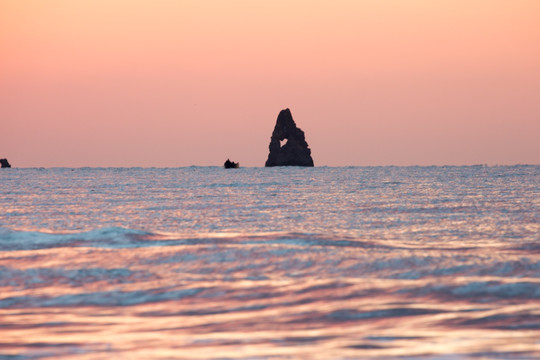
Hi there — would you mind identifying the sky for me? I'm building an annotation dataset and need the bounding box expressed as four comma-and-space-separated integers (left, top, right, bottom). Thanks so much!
1, 0, 539, 167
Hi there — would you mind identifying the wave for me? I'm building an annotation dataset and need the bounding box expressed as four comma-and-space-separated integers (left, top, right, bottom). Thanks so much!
0, 227, 158, 250
0, 227, 403, 251
2, 226, 537, 254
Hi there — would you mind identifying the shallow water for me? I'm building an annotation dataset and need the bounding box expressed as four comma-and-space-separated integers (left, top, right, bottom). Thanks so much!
1, 166, 539, 359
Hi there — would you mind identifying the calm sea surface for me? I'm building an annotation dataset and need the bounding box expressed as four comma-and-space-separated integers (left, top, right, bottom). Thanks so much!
0, 166, 539, 359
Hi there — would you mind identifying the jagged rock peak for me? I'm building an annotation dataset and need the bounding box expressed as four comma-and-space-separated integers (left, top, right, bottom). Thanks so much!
265, 109, 314, 167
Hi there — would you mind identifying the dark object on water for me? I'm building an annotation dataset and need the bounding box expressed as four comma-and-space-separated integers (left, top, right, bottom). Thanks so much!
0, 158, 11, 168
224, 159, 239, 169
265, 108, 314, 167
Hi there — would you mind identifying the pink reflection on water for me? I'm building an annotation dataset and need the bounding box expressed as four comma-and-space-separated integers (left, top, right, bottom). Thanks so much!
1, 236, 539, 359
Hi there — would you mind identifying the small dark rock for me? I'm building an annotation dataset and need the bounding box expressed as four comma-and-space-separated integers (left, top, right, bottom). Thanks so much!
265, 109, 314, 167
0, 159, 11, 168
224, 159, 239, 169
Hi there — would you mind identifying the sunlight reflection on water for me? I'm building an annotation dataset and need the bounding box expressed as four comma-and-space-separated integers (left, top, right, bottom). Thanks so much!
0, 166, 539, 359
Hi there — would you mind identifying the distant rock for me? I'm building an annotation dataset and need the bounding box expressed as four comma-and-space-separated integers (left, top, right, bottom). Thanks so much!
224, 159, 239, 169
0, 158, 11, 168
265, 109, 314, 167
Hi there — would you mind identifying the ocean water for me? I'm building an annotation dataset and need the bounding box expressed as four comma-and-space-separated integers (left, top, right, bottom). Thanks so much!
0, 166, 539, 359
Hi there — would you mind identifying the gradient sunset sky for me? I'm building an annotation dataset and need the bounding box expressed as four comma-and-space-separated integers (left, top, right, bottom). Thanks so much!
2, 0, 539, 167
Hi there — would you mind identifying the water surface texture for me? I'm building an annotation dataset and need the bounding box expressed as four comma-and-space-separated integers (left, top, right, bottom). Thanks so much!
1, 166, 539, 359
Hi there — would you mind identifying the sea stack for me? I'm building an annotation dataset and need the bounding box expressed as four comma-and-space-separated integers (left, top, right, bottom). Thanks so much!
265, 109, 314, 167
0, 159, 11, 168
224, 159, 239, 169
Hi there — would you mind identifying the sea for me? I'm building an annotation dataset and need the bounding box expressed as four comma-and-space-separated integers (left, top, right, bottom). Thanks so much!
0, 166, 539, 359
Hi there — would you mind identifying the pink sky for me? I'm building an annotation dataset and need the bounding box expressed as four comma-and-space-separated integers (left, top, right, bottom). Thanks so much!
2, 0, 539, 167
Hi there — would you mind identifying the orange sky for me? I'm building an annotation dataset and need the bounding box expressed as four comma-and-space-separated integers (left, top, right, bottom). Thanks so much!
2, 0, 539, 167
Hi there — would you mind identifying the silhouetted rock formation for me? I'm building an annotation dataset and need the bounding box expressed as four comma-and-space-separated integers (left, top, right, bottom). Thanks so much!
224, 159, 239, 169
265, 109, 314, 167
0, 159, 11, 168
